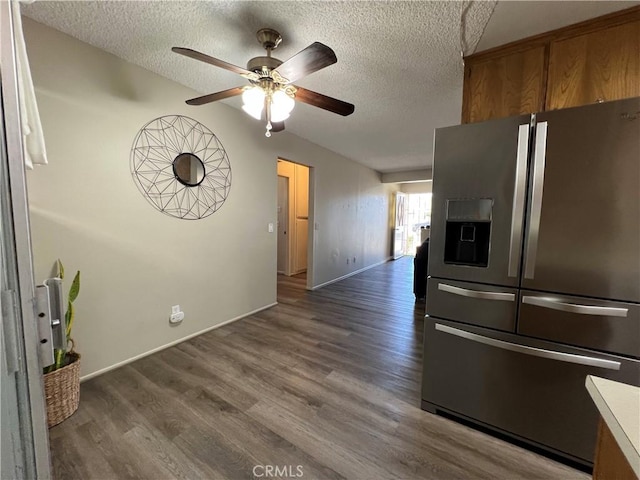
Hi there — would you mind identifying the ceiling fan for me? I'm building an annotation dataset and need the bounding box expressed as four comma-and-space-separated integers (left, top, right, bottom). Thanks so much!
173, 28, 355, 137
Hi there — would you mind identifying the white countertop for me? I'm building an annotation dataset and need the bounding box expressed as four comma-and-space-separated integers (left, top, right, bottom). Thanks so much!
585, 375, 640, 477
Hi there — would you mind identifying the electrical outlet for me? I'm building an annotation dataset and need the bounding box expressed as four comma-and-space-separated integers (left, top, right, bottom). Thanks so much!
268, 223, 274, 233
170, 305, 184, 325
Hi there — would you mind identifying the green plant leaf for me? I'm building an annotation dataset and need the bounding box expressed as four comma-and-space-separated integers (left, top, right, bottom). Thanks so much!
65, 302, 74, 340
54, 349, 64, 370
57, 259, 64, 280
45, 261, 80, 372
68, 271, 80, 303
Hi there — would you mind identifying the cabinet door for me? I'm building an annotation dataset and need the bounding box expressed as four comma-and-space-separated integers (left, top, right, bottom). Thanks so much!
546, 20, 640, 110
462, 46, 546, 123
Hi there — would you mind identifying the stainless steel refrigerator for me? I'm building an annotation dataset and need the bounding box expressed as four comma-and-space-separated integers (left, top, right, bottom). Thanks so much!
421, 97, 640, 466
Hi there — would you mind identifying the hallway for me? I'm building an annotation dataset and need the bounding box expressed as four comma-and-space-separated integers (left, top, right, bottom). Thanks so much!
48, 257, 584, 479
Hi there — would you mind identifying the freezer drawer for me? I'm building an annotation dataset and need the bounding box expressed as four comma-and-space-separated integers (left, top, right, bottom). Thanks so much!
519, 291, 640, 358
421, 318, 640, 464
427, 278, 517, 332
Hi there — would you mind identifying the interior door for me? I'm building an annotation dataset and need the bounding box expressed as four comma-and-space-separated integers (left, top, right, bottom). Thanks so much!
522, 98, 640, 302
1, 2, 51, 477
277, 175, 288, 274
429, 114, 531, 287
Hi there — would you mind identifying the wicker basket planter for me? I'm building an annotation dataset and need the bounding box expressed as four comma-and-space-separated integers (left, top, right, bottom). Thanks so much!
43, 352, 80, 428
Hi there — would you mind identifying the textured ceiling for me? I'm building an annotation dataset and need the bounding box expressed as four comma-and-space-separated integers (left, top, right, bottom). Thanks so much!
22, 1, 638, 174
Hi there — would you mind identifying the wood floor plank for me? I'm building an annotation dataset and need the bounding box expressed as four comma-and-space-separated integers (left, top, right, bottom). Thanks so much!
179, 386, 345, 480
48, 257, 588, 479
246, 399, 399, 480
122, 423, 218, 480
49, 429, 117, 480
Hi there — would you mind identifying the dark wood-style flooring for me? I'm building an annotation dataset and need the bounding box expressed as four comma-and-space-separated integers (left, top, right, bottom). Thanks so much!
49, 257, 587, 479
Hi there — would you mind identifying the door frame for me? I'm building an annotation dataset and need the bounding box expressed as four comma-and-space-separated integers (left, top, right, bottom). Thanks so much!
1, 2, 52, 477
276, 158, 315, 290
393, 192, 408, 259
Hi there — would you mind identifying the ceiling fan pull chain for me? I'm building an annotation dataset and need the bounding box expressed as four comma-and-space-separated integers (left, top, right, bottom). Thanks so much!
265, 93, 273, 137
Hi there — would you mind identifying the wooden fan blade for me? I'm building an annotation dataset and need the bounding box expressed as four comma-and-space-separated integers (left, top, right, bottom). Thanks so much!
294, 86, 355, 116
172, 47, 258, 80
271, 121, 285, 133
186, 87, 244, 106
273, 42, 337, 84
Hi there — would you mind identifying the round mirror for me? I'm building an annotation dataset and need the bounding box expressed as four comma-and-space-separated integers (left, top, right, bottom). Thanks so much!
173, 153, 205, 187
131, 115, 232, 220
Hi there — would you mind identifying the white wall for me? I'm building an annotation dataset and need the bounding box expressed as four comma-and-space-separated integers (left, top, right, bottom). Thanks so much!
401, 181, 432, 194
381, 169, 431, 183
23, 18, 397, 378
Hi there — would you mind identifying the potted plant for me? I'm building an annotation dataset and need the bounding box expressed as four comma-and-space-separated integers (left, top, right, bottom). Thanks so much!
42, 259, 81, 427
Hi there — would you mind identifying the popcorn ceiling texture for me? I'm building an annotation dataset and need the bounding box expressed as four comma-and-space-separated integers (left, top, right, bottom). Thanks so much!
22, 1, 632, 173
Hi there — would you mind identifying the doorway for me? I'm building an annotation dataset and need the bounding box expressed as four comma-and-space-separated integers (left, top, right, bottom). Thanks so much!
393, 192, 408, 259
276, 159, 313, 289
403, 193, 432, 255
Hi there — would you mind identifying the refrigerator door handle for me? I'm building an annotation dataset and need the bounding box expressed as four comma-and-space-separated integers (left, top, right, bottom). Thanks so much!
435, 323, 621, 370
508, 124, 530, 278
524, 121, 548, 279
438, 283, 515, 302
522, 296, 628, 317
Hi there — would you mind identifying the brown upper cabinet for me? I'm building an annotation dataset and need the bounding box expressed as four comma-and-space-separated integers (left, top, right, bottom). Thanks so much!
547, 20, 640, 110
462, 46, 547, 123
462, 6, 640, 123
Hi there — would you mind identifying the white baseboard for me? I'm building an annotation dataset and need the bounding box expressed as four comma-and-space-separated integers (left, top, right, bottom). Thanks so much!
310, 257, 393, 290
80, 302, 278, 382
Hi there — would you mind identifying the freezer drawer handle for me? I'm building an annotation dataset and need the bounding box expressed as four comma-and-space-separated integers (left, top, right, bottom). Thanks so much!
435, 323, 621, 370
524, 121, 548, 279
522, 296, 628, 318
508, 124, 530, 278
438, 283, 515, 302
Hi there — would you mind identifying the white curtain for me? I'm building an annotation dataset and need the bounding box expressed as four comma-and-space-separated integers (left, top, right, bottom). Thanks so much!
10, 0, 48, 169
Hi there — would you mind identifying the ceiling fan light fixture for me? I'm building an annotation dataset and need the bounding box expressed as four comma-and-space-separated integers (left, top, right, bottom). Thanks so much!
242, 85, 294, 124
242, 86, 265, 114
270, 110, 290, 123
242, 103, 263, 120
271, 89, 295, 122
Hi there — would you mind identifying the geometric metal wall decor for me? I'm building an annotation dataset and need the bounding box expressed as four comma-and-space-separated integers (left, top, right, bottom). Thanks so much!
130, 115, 232, 220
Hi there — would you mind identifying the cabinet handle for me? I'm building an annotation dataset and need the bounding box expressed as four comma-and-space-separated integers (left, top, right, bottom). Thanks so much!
438, 283, 515, 302
435, 323, 621, 370
522, 296, 628, 318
